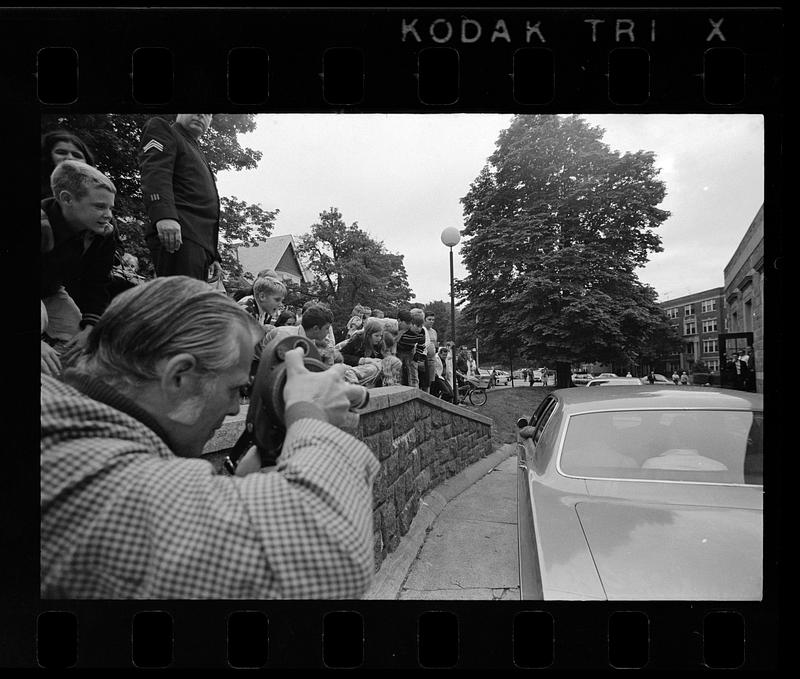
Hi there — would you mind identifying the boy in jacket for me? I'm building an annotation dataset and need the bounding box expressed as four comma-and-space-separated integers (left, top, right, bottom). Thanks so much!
41, 160, 117, 376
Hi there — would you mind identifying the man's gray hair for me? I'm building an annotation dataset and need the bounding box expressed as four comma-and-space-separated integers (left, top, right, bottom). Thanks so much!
51, 160, 116, 200
78, 276, 262, 386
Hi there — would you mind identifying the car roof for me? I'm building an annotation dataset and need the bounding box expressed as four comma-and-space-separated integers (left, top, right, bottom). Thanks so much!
552, 385, 763, 412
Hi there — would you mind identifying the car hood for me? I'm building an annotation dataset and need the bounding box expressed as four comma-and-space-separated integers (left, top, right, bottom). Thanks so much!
575, 502, 762, 600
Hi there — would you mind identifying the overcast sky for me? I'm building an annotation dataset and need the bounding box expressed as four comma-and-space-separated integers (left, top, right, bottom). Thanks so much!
215, 113, 764, 305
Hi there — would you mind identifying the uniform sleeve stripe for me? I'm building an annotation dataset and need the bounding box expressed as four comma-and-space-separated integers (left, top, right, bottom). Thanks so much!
143, 140, 164, 153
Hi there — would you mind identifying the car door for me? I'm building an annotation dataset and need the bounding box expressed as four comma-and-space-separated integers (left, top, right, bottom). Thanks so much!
517, 395, 560, 598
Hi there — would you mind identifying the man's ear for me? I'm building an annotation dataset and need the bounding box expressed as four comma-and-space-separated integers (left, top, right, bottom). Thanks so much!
57, 190, 74, 206
159, 353, 199, 397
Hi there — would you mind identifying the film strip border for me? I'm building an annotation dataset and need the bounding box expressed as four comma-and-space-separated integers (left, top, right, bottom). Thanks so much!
3, 5, 783, 671
1, 8, 783, 110
35, 604, 773, 669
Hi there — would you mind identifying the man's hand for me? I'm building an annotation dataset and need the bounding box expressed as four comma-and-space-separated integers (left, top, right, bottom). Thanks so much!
41, 341, 61, 377
59, 326, 92, 368
283, 347, 366, 427
156, 218, 182, 253
208, 260, 223, 283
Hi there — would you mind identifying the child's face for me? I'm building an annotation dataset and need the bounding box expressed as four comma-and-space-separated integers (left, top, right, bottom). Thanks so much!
398, 319, 410, 332
258, 292, 284, 316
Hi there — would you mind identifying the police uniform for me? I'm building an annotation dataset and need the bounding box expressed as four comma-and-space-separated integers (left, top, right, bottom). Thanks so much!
138, 117, 221, 280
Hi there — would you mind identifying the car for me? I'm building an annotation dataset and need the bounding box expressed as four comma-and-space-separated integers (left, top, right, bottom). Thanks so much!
597, 373, 618, 379
478, 368, 509, 386
571, 372, 593, 385
476, 368, 494, 385
512, 369, 526, 380
640, 373, 672, 384
586, 377, 645, 387
515, 385, 763, 600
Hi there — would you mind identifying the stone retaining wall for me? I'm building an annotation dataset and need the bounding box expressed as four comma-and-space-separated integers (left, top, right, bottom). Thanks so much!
202, 386, 494, 572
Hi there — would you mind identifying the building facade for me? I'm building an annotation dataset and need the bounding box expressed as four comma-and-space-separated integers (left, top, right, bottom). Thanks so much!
722, 205, 764, 392
659, 288, 725, 376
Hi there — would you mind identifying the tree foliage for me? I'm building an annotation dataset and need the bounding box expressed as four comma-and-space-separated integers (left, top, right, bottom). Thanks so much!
460, 114, 672, 370
295, 208, 414, 331
41, 113, 275, 277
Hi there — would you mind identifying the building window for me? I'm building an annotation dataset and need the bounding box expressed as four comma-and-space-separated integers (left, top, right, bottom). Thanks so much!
706, 359, 720, 373
685, 342, 696, 356
744, 299, 753, 332
702, 319, 718, 333
701, 299, 717, 313
703, 339, 719, 354
666, 307, 678, 320
684, 305, 694, 317
684, 321, 696, 335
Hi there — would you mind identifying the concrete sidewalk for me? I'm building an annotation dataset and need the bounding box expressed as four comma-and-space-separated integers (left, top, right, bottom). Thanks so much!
365, 443, 519, 600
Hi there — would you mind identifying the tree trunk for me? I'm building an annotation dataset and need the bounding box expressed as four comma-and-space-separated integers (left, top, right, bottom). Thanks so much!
555, 361, 573, 388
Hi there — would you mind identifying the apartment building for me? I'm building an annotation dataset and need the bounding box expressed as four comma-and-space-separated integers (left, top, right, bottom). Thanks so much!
659, 288, 725, 375
722, 205, 764, 392
654, 204, 764, 391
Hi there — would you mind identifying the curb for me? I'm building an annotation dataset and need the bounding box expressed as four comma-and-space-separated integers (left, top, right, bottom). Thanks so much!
364, 441, 518, 600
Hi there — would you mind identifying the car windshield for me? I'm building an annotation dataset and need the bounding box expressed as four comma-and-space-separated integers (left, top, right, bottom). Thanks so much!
559, 409, 763, 485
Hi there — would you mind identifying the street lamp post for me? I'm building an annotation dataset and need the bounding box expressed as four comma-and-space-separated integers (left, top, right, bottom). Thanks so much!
441, 227, 461, 398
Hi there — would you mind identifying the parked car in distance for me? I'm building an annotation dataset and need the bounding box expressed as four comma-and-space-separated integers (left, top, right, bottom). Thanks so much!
515, 386, 763, 600
494, 369, 510, 386
586, 377, 645, 387
477, 368, 508, 386
512, 369, 526, 380
571, 372, 593, 385
640, 373, 673, 384
597, 373, 618, 379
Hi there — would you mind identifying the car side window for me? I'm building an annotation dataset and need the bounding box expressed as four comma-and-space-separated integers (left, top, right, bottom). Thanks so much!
528, 395, 554, 429
532, 398, 558, 446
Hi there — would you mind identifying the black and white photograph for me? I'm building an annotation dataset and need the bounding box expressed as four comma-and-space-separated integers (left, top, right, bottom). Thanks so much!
39, 112, 764, 602
4, 1, 784, 670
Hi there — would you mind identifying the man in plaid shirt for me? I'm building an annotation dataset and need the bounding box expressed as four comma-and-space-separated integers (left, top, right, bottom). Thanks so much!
41, 276, 379, 599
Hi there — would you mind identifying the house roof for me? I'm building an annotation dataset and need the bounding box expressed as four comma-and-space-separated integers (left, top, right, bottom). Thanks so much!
235, 235, 313, 283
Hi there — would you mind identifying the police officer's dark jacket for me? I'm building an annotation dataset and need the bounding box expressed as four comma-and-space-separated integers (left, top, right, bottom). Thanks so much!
138, 117, 221, 260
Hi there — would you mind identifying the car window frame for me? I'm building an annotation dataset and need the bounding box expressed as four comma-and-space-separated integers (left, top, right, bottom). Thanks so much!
553, 406, 763, 487
531, 397, 559, 447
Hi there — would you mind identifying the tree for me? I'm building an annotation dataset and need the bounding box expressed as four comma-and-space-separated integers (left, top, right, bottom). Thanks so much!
296, 208, 414, 331
218, 197, 279, 277
459, 115, 671, 384
41, 114, 276, 277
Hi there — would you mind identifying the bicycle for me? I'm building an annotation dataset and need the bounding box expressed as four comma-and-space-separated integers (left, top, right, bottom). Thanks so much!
448, 374, 488, 406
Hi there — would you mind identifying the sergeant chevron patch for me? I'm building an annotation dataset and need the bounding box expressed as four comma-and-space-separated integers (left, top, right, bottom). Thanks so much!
143, 139, 164, 153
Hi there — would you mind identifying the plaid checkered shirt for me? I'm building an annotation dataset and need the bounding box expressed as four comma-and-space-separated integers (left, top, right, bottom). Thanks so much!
40, 374, 379, 599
